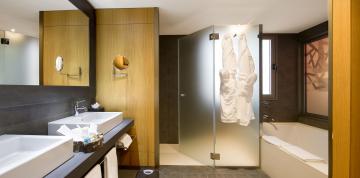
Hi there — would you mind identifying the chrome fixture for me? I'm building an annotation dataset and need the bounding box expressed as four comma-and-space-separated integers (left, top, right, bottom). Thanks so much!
74, 100, 88, 116
55, 56, 82, 79
263, 114, 278, 130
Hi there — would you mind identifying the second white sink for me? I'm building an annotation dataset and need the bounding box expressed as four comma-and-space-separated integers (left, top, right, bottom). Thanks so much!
0, 135, 73, 178
48, 112, 123, 135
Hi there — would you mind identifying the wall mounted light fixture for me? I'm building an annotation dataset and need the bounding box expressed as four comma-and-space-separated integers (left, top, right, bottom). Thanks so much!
113, 55, 129, 78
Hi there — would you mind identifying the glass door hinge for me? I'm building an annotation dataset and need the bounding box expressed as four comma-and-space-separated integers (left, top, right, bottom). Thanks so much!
210, 153, 220, 160
209, 33, 219, 40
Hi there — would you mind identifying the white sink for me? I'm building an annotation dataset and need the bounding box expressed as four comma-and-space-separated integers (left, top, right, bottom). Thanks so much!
48, 112, 123, 135
0, 135, 73, 178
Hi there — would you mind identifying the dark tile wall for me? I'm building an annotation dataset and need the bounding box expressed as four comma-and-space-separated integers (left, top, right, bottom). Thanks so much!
0, 86, 94, 135
159, 35, 183, 144
261, 34, 300, 122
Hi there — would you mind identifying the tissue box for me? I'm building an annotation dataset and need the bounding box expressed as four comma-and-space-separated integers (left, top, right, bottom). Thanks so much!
73, 134, 104, 153
88, 107, 105, 112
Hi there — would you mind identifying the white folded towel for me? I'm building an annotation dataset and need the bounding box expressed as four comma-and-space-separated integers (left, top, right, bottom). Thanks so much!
104, 147, 118, 178
117, 133, 133, 150
280, 144, 324, 162
84, 164, 102, 178
262, 135, 290, 147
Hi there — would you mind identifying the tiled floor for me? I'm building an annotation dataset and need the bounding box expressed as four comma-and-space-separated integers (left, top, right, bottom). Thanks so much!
118, 144, 269, 178
160, 144, 203, 165
119, 166, 270, 178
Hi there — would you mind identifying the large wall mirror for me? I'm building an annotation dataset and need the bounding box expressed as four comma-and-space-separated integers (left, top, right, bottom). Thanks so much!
0, 0, 90, 86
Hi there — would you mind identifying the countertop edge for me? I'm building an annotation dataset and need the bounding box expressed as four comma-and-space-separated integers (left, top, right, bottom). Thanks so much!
44, 119, 134, 178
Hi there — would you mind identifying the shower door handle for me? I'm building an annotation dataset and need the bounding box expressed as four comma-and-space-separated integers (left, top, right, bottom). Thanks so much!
180, 93, 186, 97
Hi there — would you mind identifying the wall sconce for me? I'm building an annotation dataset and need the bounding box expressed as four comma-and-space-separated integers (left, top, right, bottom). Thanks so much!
113, 55, 129, 78
55, 56, 82, 79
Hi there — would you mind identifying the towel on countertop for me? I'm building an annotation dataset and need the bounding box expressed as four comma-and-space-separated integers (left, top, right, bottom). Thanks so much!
104, 147, 118, 178
84, 164, 102, 178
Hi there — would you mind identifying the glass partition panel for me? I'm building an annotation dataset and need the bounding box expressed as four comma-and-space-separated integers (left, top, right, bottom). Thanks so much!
214, 25, 260, 166
179, 26, 215, 166
0, 31, 39, 85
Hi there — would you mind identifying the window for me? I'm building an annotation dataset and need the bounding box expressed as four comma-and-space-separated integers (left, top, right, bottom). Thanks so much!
304, 36, 329, 117
262, 36, 277, 100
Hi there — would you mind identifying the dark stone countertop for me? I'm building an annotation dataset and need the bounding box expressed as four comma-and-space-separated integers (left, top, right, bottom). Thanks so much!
45, 119, 134, 178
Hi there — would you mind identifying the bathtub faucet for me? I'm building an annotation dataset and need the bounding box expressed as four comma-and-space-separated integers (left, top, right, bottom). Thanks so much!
263, 114, 278, 130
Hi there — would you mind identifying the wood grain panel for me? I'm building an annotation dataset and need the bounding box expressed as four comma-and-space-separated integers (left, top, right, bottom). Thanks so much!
42, 11, 89, 86
96, 8, 159, 166
350, 0, 360, 177
43, 10, 88, 26
96, 8, 155, 25
332, 0, 351, 177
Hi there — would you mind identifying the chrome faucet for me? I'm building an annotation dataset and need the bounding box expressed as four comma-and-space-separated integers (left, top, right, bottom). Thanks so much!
74, 100, 88, 116
263, 114, 278, 130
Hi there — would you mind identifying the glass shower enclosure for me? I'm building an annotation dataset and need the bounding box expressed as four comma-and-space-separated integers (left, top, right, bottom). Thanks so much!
179, 25, 261, 166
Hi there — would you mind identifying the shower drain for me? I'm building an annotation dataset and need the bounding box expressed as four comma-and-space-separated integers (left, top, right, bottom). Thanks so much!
143, 169, 154, 175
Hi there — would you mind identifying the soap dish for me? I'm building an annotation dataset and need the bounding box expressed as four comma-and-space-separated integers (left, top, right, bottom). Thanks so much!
73, 134, 104, 153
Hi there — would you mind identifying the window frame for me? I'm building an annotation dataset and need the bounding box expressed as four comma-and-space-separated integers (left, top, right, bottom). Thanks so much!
301, 34, 329, 121
261, 35, 278, 100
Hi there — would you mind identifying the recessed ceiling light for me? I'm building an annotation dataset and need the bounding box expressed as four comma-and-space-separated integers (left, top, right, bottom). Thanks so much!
10, 29, 15, 32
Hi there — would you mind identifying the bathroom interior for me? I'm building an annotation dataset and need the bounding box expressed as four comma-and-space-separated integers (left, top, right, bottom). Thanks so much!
0, 0, 359, 178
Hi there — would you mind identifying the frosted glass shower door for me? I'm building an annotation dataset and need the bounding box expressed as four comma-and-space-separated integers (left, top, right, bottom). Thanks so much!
214, 25, 260, 166
179, 26, 215, 166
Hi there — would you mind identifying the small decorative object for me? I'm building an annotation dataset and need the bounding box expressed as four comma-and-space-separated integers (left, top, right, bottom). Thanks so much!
55, 56, 82, 79
113, 55, 129, 78
57, 124, 104, 153
73, 134, 104, 153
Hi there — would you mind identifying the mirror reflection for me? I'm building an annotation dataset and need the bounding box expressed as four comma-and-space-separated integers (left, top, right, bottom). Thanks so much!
0, 0, 89, 86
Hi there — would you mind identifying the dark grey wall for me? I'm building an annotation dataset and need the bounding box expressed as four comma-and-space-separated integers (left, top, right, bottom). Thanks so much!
159, 35, 183, 144
261, 34, 300, 122
0, 86, 94, 135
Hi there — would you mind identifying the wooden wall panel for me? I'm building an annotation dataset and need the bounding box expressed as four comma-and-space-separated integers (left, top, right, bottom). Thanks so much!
332, 0, 360, 177
43, 11, 88, 26
96, 8, 159, 166
350, 0, 360, 177
42, 11, 89, 86
96, 8, 154, 25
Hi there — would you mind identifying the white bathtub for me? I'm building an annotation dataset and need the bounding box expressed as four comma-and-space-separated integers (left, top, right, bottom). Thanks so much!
261, 122, 328, 178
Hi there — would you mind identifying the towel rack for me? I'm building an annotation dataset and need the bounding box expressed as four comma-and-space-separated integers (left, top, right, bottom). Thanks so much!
59, 67, 82, 79
116, 134, 136, 150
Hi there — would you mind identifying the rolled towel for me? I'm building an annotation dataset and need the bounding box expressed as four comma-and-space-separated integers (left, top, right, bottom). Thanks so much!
84, 164, 102, 178
116, 133, 133, 150
104, 147, 118, 178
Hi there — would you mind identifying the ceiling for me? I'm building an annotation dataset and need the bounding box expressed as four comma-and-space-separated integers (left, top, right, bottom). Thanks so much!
89, 0, 328, 35
0, 0, 328, 37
